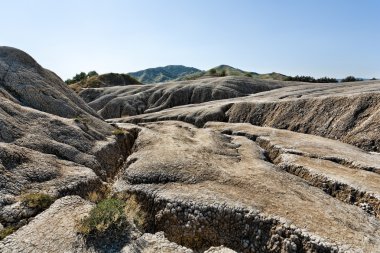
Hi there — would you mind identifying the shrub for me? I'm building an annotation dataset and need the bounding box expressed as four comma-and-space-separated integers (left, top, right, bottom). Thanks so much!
245, 73, 253, 77
285, 75, 338, 83
78, 198, 127, 235
341, 76, 362, 82
285, 75, 316, 82
316, 77, 338, 83
21, 193, 54, 210
65, 71, 98, 84
220, 70, 226, 77
209, 68, 217, 76
87, 71, 98, 78
0, 226, 16, 240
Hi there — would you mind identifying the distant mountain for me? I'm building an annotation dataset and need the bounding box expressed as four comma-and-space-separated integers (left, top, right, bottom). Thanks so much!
128, 65, 202, 84
178, 65, 288, 81
69, 73, 140, 92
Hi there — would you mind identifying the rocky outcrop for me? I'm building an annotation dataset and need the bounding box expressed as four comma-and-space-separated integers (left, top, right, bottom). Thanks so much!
79, 76, 286, 119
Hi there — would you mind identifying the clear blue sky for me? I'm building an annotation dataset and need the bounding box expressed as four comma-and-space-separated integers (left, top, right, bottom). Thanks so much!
2, 0, 379, 79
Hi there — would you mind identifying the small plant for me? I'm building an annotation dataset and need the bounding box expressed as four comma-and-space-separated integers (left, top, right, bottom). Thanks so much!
0, 226, 16, 240
74, 115, 90, 124
112, 128, 127, 136
21, 193, 54, 210
78, 198, 128, 235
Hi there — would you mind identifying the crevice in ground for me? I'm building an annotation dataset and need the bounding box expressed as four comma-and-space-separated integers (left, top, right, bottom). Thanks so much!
222, 130, 380, 218
0, 127, 140, 242
119, 189, 344, 253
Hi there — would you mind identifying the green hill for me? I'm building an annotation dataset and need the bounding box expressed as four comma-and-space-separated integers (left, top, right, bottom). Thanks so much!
128, 65, 202, 84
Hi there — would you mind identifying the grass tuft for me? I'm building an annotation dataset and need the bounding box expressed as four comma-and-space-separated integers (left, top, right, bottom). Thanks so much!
0, 226, 16, 240
78, 198, 127, 235
21, 193, 54, 210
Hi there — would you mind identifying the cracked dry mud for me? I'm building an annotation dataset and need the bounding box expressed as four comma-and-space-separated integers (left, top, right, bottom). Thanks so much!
1, 47, 380, 252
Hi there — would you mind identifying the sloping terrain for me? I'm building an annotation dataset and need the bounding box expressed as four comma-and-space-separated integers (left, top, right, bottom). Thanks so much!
128, 65, 202, 84
115, 80, 380, 152
79, 76, 287, 119
69, 73, 141, 92
0, 47, 134, 231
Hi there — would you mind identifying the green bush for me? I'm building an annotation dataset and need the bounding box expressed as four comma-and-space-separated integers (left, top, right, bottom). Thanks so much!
65, 71, 98, 84
285, 75, 338, 83
316, 77, 338, 83
341, 76, 362, 82
21, 193, 54, 210
209, 68, 217, 76
78, 198, 127, 235
87, 71, 98, 78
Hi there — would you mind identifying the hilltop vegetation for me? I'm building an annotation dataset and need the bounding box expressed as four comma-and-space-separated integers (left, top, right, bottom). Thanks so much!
284, 75, 365, 83
68, 73, 140, 92
285, 75, 338, 83
65, 71, 99, 85
128, 65, 202, 84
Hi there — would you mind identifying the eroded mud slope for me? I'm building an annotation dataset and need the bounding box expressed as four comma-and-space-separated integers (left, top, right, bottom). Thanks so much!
114, 80, 380, 152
